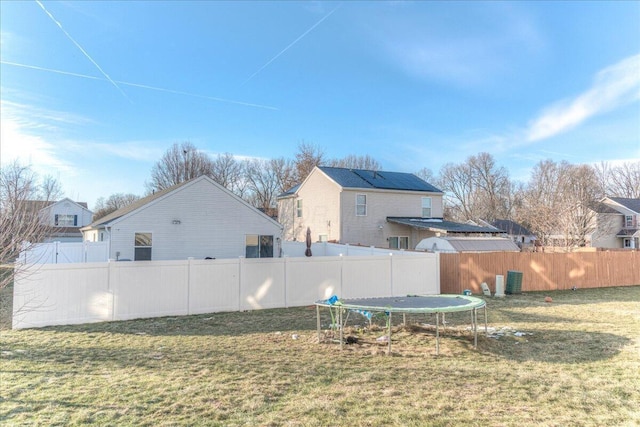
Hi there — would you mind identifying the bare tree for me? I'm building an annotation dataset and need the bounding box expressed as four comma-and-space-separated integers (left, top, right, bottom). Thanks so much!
414, 167, 435, 185
294, 141, 326, 182
436, 153, 512, 222
210, 153, 247, 197
593, 161, 640, 198
93, 193, 141, 220
147, 142, 214, 192
518, 160, 601, 250
328, 154, 382, 171
270, 157, 297, 195
244, 159, 280, 211
608, 161, 640, 198
468, 152, 512, 221
437, 162, 476, 221
0, 161, 63, 289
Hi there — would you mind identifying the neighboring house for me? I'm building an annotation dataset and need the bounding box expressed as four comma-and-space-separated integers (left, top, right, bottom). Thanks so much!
81, 175, 283, 261
590, 197, 640, 249
415, 236, 521, 253
277, 166, 500, 250
25, 198, 94, 242
490, 219, 537, 249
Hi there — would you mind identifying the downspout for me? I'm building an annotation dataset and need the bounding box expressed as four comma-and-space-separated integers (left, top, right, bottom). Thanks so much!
105, 225, 113, 260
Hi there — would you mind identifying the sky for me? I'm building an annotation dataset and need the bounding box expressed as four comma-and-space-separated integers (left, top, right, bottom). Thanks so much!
1, 1, 639, 209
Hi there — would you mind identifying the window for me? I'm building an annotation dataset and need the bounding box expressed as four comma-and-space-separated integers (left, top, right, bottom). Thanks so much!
421, 197, 432, 218
625, 216, 633, 228
319, 234, 328, 243
356, 194, 367, 216
246, 235, 274, 258
624, 238, 632, 248
296, 199, 303, 218
134, 232, 152, 261
55, 214, 77, 226
389, 236, 409, 250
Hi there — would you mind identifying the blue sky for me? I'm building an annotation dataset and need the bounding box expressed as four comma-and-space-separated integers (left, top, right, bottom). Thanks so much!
1, 1, 639, 209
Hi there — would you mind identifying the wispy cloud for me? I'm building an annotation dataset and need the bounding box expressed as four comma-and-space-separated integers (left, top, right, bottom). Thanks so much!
1, 61, 279, 110
35, 0, 129, 101
0, 115, 71, 171
378, 4, 544, 87
527, 54, 640, 142
243, 4, 341, 85
75, 141, 166, 162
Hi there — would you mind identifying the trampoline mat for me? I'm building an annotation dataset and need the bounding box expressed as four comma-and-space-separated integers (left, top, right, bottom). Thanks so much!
331, 295, 485, 313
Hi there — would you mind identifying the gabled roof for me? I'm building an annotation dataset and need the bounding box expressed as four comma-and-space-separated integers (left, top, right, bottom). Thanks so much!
591, 201, 621, 214
85, 175, 283, 230
387, 217, 500, 234
277, 184, 300, 198
608, 197, 640, 214
85, 179, 193, 228
319, 167, 443, 192
491, 219, 534, 236
23, 198, 90, 212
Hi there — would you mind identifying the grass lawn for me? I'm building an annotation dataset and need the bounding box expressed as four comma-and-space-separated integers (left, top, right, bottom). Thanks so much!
1, 285, 639, 426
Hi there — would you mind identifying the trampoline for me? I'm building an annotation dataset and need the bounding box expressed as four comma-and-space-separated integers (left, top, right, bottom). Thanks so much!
315, 295, 487, 355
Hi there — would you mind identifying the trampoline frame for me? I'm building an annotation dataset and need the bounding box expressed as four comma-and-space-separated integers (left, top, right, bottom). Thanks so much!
315, 294, 488, 355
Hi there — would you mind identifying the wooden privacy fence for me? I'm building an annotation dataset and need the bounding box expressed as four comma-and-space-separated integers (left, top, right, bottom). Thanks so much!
440, 251, 640, 294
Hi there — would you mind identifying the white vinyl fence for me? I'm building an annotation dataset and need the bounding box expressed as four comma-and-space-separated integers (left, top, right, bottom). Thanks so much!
18, 241, 109, 264
281, 241, 425, 258
12, 253, 440, 329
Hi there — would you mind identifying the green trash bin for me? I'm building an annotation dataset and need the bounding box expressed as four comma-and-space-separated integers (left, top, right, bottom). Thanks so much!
505, 270, 523, 294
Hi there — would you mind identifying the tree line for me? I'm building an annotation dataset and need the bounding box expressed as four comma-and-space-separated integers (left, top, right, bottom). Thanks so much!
94, 141, 382, 219
93, 141, 639, 251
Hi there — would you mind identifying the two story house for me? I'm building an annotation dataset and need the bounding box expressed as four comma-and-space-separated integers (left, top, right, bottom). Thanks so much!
25, 198, 94, 242
277, 166, 498, 249
590, 197, 639, 249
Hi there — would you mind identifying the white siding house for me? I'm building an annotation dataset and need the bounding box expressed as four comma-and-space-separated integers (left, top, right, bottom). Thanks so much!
34, 198, 94, 242
81, 176, 283, 261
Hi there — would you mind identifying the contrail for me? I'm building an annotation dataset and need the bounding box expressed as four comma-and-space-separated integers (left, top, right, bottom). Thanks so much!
1, 61, 279, 110
35, 0, 130, 101
243, 4, 342, 85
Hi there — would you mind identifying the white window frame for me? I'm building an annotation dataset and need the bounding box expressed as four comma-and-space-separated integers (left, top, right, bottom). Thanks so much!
623, 238, 632, 248
389, 236, 409, 250
319, 234, 328, 243
421, 197, 432, 218
356, 194, 367, 216
55, 214, 77, 226
296, 199, 303, 218
134, 232, 152, 261
625, 215, 633, 228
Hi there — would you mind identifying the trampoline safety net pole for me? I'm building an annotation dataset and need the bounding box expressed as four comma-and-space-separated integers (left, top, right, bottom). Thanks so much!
388, 312, 392, 354
436, 312, 440, 355
316, 305, 321, 343
339, 307, 344, 351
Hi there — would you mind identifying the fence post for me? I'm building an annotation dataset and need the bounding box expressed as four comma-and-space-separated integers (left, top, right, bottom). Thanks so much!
283, 256, 288, 308
435, 252, 441, 294
107, 259, 116, 321
238, 256, 244, 312
389, 252, 394, 296
187, 257, 193, 315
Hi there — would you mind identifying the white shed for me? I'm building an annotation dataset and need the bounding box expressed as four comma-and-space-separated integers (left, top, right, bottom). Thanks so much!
81, 176, 283, 261
415, 236, 521, 253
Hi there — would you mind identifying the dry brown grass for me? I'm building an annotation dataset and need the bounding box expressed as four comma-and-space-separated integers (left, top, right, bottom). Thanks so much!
1, 286, 639, 426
